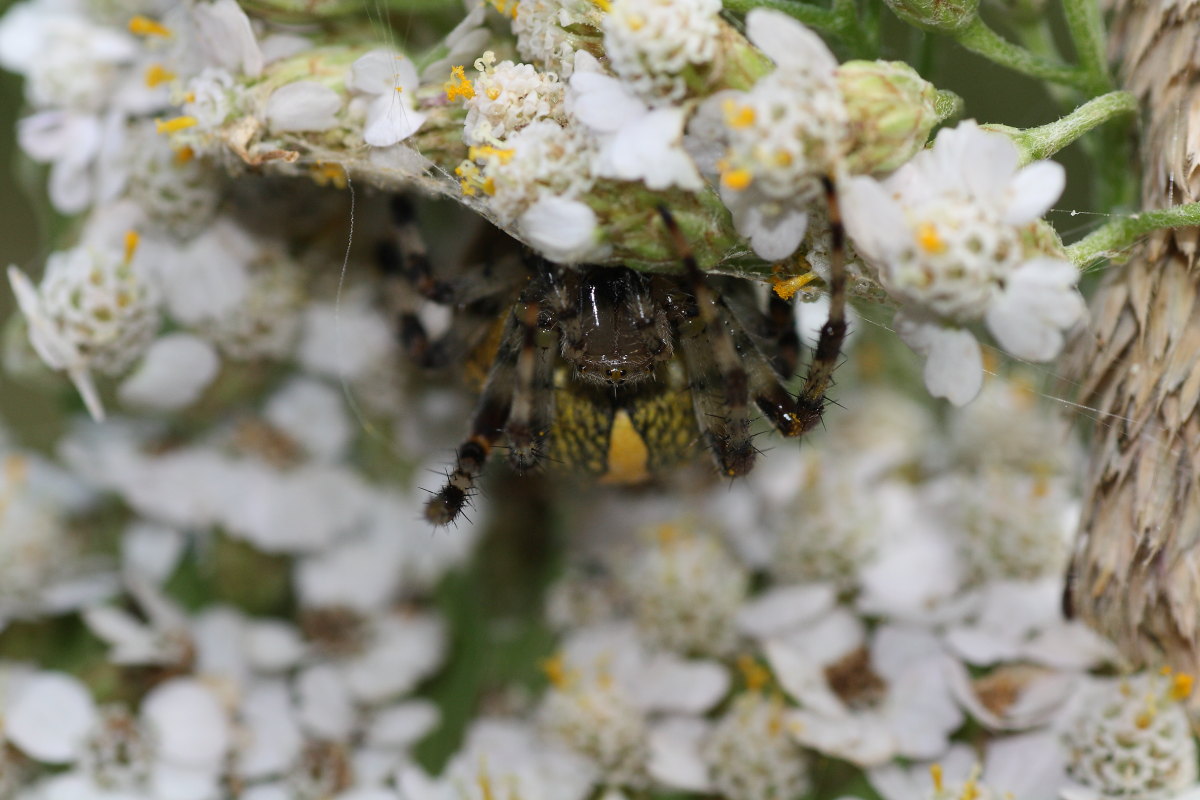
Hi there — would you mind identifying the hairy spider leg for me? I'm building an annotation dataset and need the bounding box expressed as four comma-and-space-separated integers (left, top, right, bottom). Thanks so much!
718, 292, 810, 437
504, 285, 559, 473
658, 209, 756, 477
793, 177, 849, 433
378, 196, 523, 368
767, 292, 802, 378
424, 309, 524, 525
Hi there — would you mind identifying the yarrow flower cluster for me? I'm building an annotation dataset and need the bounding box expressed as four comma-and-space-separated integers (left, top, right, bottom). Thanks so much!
0, 0, 1176, 797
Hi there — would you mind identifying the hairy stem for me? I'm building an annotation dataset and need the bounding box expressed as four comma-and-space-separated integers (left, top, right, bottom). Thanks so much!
1067, 203, 1200, 269
953, 17, 1092, 91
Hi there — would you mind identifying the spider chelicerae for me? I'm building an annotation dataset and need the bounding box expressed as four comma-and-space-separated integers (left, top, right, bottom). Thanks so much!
378, 191, 847, 525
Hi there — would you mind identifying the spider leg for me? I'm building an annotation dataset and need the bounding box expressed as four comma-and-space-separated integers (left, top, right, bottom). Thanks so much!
792, 177, 848, 433
659, 209, 756, 477
424, 309, 523, 525
767, 292, 802, 378
504, 289, 559, 473
721, 298, 810, 438
378, 196, 523, 368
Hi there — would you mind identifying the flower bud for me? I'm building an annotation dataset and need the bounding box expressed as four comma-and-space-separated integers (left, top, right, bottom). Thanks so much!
838, 60, 961, 174
883, 0, 979, 32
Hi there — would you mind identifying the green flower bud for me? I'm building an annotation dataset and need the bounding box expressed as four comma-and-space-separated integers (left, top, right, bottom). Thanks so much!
883, 0, 979, 32
838, 60, 962, 174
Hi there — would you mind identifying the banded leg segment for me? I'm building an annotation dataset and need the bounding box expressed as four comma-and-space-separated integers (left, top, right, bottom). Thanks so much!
793, 177, 848, 433
659, 209, 756, 477
379, 196, 523, 368
424, 311, 523, 525
504, 291, 559, 473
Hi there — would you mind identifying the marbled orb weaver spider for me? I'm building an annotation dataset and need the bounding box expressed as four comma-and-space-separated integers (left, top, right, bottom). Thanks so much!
378, 190, 848, 525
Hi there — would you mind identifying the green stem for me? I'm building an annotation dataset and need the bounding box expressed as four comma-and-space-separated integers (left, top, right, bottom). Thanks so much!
998, 90, 1137, 164
953, 17, 1093, 91
1067, 203, 1200, 269
722, 0, 873, 56
722, 0, 842, 34
1061, 0, 1113, 94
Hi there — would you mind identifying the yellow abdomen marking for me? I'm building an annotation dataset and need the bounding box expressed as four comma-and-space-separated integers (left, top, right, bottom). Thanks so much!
599, 410, 651, 484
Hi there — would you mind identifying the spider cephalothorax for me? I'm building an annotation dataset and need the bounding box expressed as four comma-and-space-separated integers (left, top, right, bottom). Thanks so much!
379, 197, 847, 525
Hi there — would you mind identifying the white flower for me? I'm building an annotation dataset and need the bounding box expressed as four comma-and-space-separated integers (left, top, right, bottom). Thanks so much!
769, 624, 963, 766
1061, 673, 1199, 800
518, 196, 609, 263
568, 58, 703, 191
191, 0, 264, 78
622, 523, 748, 656
539, 623, 729, 782
602, 0, 722, 104
471, 118, 596, 224
9, 243, 161, 420
946, 468, 1074, 582
463, 53, 564, 146
400, 718, 596, 800
701, 10, 847, 259
704, 692, 811, 800
264, 80, 342, 132
870, 735, 1068, 800
141, 677, 231, 798
4, 671, 98, 764
147, 216, 256, 326
297, 297, 396, 382
117, 333, 220, 412
511, 0, 603, 78
264, 378, 352, 462
0, 3, 137, 111
200, 251, 304, 361
842, 122, 1083, 404
347, 50, 427, 147
420, 5, 490, 83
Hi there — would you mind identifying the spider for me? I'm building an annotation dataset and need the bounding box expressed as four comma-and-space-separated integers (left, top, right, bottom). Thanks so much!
378, 191, 848, 525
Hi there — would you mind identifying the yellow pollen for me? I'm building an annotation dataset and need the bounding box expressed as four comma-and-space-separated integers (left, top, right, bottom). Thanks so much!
960, 778, 980, 800
123, 231, 140, 263
540, 653, 571, 688
1135, 710, 1154, 729
1161, 665, 1174, 675
183, 91, 196, 104
774, 150, 793, 166
311, 162, 348, 189
721, 168, 752, 191
916, 221, 947, 254
930, 764, 945, 794
444, 65, 475, 102
1171, 672, 1194, 701
487, 0, 518, 17
129, 15, 171, 36
722, 99, 755, 129
737, 654, 770, 692
655, 522, 683, 548
626, 12, 645, 30
394, 85, 404, 93
772, 271, 818, 301
589, 0, 611, 11
144, 63, 175, 88
477, 771, 496, 800
468, 145, 514, 164
486, 87, 500, 100
173, 146, 195, 164
155, 115, 198, 134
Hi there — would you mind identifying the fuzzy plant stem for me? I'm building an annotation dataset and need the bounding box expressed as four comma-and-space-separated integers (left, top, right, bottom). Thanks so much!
1067, 202, 1200, 269
952, 18, 1093, 92
994, 91, 1138, 164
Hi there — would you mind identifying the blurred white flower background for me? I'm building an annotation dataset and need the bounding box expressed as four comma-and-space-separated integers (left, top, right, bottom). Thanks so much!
0, 0, 1193, 798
